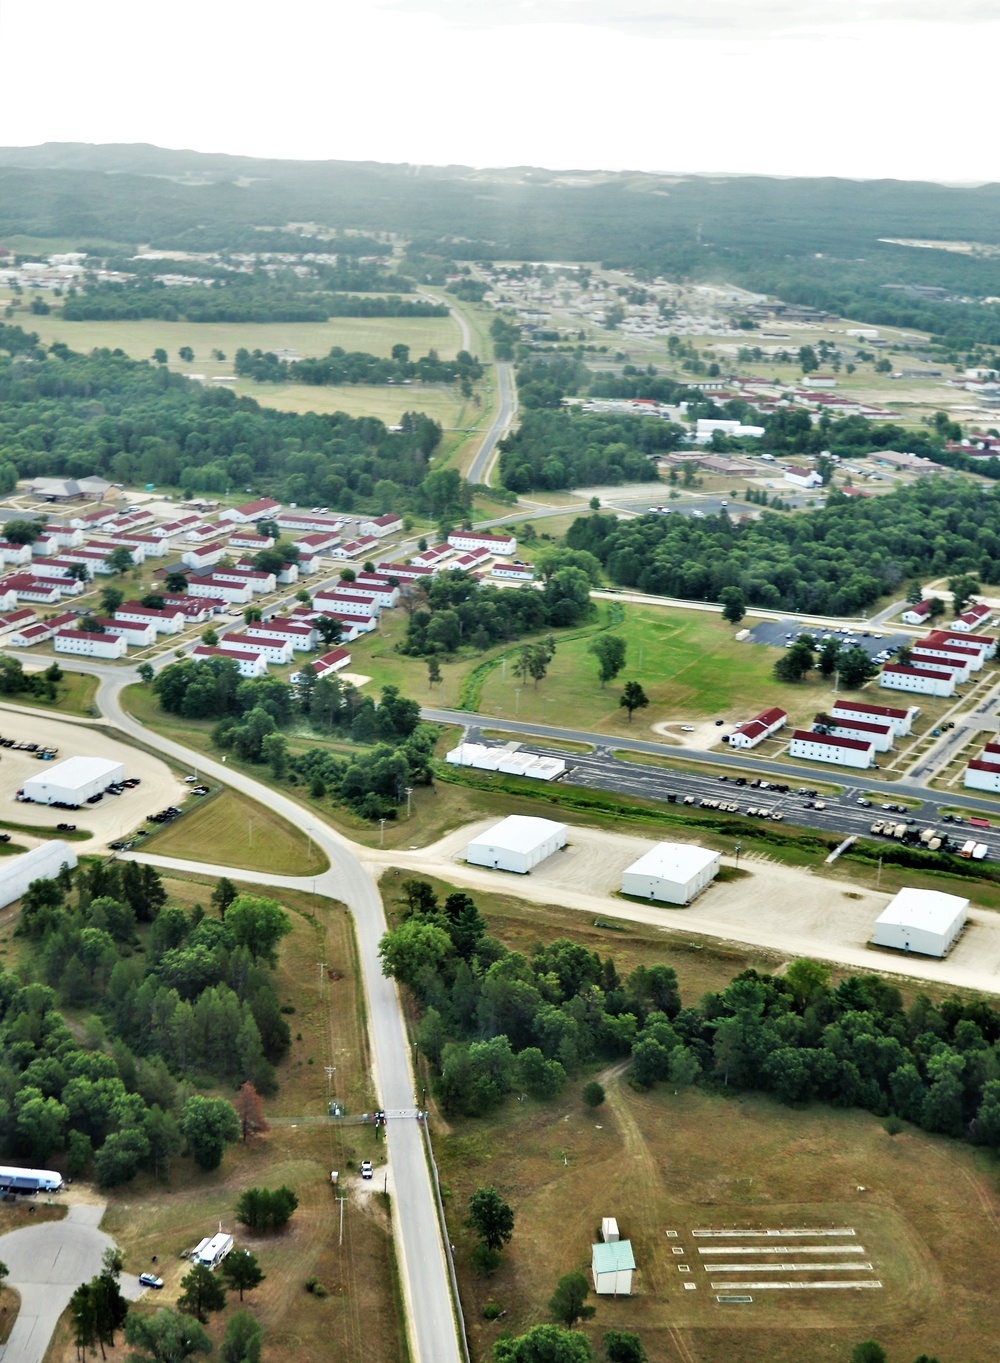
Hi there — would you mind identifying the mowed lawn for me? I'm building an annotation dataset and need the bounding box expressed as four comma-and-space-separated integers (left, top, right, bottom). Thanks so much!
0, 671, 98, 719
13, 307, 463, 366
477, 604, 844, 735
440, 1078, 1000, 1363
143, 788, 327, 876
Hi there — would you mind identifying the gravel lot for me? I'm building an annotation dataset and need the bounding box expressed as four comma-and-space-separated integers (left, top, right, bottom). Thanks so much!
369, 821, 1000, 994
0, 706, 186, 849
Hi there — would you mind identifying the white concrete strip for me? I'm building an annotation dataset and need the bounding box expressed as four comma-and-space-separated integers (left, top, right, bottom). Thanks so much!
711, 1280, 883, 1291
693, 1227, 856, 1238
700, 1245, 866, 1256
707, 1262, 874, 1273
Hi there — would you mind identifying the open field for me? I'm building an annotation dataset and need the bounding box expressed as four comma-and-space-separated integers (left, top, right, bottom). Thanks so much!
231, 378, 480, 428
142, 787, 328, 875
438, 1077, 1000, 1363
2, 299, 463, 365
476, 604, 850, 737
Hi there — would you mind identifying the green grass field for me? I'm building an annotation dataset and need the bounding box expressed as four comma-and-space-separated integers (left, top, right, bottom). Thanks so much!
142, 787, 328, 875
476, 603, 847, 735
2, 299, 463, 366
0, 672, 99, 719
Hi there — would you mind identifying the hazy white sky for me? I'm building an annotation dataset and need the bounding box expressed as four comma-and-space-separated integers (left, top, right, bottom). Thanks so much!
2, 0, 998, 182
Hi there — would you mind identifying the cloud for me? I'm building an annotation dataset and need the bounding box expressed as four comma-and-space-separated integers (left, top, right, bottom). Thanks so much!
379, 0, 999, 37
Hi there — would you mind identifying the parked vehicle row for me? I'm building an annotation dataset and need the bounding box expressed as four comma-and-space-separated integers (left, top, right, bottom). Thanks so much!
147, 806, 181, 825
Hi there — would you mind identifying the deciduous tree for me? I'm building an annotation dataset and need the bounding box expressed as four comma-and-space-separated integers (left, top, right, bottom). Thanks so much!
467, 1186, 515, 1255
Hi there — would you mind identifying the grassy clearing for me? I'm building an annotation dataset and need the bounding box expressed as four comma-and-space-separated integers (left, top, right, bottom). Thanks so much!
142, 788, 328, 875
89, 876, 405, 1363
231, 379, 479, 429
437, 1078, 1000, 1363
11, 308, 463, 366
0, 673, 99, 719
476, 604, 853, 737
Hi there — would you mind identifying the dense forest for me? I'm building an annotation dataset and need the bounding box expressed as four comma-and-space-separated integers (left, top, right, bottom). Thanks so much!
151, 659, 437, 819
6, 146, 1000, 343
0, 323, 442, 507
497, 409, 684, 493
4, 858, 288, 1186
380, 880, 1000, 1153
566, 479, 999, 614
234, 343, 482, 387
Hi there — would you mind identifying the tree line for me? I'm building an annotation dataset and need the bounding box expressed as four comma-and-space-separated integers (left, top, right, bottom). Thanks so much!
566, 478, 1000, 615
234, 343, 482, 387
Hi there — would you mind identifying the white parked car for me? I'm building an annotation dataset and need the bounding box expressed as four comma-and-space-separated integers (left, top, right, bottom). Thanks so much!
360, 1160, 373, 1180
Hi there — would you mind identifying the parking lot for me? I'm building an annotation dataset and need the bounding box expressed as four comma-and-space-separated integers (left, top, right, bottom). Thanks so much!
747, 618, 910, 661
0, 707, 186, 849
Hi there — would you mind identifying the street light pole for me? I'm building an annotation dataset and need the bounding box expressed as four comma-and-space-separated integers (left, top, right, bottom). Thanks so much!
735, 841, 741, 870
404, 786, 413, 818
379, 817, 386, 848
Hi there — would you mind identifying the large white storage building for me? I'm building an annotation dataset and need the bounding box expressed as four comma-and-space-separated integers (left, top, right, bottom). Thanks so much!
621, 842, 721, 905
465, 816, 567, 874
22, 756, 124, 807
871, 887, 968, 958
0, 842, 78, 909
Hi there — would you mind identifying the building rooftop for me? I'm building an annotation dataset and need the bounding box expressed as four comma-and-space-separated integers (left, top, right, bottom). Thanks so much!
624, 841, 719, 880
875, 887, 968, 934
470, 815, 567, 854
591, 1240, 636, 1274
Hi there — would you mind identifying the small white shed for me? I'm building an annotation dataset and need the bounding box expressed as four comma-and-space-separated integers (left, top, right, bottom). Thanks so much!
601, 1217, 619, 1243
591, 1239, 635, 1296
621, 842, 721, 905
465, 815, 568, 874
872, 887, 968, 958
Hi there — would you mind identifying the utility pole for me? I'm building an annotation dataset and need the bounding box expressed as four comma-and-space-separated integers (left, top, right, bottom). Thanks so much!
404, 786, 413, 818
379, 818, 386, 848
317, 962, 326, 996
248, 818, 253, 847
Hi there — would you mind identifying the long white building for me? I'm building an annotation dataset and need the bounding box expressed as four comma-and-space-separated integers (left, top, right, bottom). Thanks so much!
788, 729, 875, 769
830, 700, 915, 737
621, 842, 720, 905
880, 663, 955, 698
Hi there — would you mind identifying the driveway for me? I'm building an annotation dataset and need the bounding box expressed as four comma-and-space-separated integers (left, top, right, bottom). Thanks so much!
0, 1204, 143, 1363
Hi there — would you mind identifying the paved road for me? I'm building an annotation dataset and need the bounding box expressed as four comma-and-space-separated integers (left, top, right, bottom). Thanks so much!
0, 1204, 143, 1363
94, 674, 460, 1363
468, 360, 516, 486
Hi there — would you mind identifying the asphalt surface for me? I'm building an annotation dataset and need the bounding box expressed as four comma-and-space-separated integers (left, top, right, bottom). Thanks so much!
0, 1204, 144, 1363
90, 672, 460, 1363
746, 618, 910, 659
468, 360, 516, 486
427, 708, 1000, 858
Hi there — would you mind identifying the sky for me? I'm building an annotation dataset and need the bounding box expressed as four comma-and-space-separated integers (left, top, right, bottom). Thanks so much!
2, 0, 999, 183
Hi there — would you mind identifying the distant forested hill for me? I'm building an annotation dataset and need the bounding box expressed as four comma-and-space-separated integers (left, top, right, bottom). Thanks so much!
4, 144, 1000, 342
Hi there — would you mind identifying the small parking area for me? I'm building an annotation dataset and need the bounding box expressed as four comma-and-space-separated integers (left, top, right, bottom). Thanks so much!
747, 619, 909, 660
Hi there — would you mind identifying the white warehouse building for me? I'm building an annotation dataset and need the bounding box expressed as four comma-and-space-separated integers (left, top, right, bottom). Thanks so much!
22, 756, 124, 807
871, 887, 968, 958
465, 815, 567, 874
0, 841, 78, 909
621, 842, 721, 906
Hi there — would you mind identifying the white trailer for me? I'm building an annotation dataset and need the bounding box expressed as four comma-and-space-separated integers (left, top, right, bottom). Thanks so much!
0, 1164, 63, 1194
194, 1231, 234, 1268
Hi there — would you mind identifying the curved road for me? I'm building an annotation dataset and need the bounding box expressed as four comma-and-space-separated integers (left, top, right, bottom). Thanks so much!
90, 670, 460, 1363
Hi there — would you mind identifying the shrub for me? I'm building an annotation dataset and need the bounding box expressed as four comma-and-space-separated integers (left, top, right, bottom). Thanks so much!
582, 1081, 605, 1108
